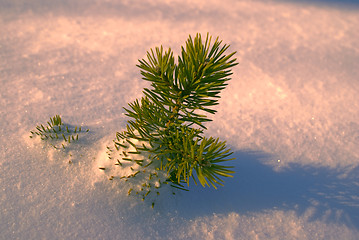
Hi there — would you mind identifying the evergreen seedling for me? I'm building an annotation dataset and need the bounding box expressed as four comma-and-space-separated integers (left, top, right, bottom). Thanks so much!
107, 33, 237, 202
30, 115, 89, 151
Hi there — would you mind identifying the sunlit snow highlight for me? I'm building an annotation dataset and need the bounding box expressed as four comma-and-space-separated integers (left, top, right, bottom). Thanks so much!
1, 0, 358, 239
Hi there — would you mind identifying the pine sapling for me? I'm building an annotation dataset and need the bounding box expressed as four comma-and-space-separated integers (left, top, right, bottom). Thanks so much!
106, 33, 238, 204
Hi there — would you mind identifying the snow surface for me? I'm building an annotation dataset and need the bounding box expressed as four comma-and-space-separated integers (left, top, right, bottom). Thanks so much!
1, 0, 359, 239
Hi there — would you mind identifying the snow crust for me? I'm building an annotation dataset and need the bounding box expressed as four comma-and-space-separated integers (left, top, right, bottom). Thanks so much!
1, 0, 359, 239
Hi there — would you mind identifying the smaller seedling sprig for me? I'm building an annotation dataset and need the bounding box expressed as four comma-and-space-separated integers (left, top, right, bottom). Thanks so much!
30, 115, 89, 151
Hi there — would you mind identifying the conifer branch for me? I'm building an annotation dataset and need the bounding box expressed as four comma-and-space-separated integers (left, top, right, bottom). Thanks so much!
110, 33, 237, 201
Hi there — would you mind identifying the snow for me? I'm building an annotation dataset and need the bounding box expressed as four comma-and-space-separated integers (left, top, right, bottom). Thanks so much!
1, 0, 359, 239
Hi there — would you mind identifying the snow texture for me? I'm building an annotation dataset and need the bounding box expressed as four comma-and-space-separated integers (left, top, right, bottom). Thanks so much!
1, 0, 359, 239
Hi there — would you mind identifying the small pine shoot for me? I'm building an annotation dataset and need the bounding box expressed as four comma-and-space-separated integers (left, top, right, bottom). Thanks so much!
107, 33, 237, 203
30, 115, 89, 151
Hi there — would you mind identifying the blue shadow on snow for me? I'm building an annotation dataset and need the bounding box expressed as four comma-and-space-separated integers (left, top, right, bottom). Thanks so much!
172, 151, 359, 230
276, 0, 359, 8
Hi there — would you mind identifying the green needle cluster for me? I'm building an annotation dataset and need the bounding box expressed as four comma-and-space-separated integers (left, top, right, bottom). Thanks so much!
109, 33, 237, 196
30, 115, 89, 150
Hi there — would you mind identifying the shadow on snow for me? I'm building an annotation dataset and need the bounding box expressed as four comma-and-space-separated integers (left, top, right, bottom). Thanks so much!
172, 150, 359, 230
274, 0, 359, 9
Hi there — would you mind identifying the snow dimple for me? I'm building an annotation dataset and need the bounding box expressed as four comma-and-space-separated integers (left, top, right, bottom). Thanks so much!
27, 88, 45, 103
93, 135, 171, 205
